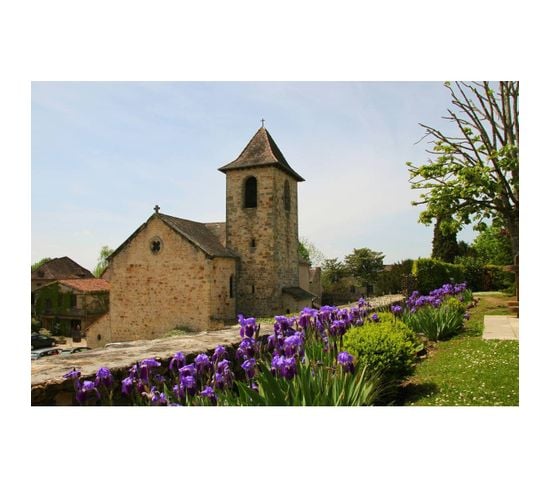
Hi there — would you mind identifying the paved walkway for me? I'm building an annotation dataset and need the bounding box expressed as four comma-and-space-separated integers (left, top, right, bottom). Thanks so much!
483, 315, 519, 340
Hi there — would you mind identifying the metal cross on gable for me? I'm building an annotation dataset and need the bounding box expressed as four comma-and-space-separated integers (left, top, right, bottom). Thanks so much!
154, 204, 160, 213
261, 118, 265, 128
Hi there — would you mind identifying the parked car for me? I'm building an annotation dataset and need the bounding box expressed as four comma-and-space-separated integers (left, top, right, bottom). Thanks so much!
31, 333, 56, 350
31, 347, 64, 360
60, 346, 92, 355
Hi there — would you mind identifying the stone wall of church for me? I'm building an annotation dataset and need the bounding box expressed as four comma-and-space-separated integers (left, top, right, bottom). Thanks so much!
209, 257, 237, 326
225, 166, 302, 318
226, 167, 279, 317
108, 216, 214, 342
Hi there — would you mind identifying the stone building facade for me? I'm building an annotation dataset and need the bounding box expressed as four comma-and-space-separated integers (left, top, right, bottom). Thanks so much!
86, 126, 318, 347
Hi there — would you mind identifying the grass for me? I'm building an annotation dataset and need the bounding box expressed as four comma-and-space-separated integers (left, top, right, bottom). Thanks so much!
398, 292, 519, 406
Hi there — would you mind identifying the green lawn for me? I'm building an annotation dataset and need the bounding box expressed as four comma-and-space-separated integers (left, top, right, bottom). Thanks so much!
399, 293, 519, 406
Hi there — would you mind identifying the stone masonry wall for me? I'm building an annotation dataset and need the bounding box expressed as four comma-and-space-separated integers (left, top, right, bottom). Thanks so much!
209, 257, 237, 325
272, 170, 300, 291
226, 167, 280, 317
86, 313, 112, 348
108, 216, 213, 341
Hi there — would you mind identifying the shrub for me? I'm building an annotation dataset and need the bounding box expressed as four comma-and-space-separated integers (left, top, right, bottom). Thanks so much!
413, 258, 465, 294
343, 315, 420, 385
402, 299, 465, 341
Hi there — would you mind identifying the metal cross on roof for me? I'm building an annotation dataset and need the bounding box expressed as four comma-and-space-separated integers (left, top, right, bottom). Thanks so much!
154, 205, 160, 213
261, 118, 265, 127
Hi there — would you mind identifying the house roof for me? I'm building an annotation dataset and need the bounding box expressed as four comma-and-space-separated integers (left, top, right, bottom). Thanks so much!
108, 213, 237, 261
282, 286, 317, 300
218, 127, 305, 182
31, 257, 94, 280
58, 279, 111, 293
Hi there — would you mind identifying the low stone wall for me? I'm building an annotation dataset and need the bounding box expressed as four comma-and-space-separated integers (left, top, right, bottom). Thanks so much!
31, 295, 404, 406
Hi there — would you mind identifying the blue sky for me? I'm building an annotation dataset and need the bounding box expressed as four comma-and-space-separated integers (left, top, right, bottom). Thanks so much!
31, 81, 475, 271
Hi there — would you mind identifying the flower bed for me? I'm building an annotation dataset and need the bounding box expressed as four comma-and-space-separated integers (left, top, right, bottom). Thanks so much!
63, 287, 475, 406
63, 299, 390, 406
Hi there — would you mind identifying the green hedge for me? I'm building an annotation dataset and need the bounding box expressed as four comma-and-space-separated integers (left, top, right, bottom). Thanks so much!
412, 258, 515, 293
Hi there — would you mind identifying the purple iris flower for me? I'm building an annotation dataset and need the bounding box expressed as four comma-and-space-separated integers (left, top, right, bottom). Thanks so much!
151, 389, 168, 406
329, 319, 348, 336
63, 368, 81, 381
271, 354, 296, 380
358, 297, 366, 308
212, 345, 227, 362
283, 333, 304, 357
200, 386, 218, 405
95, 367, 113, 388
371, 313, 380, 323
76, 380, 100, 405
337, 351, 355, 373
194, 353, 212, 375
238, 315, 259, 338
140, 358, 161, 382
236, 337, 256, 361
179, 364, 196, 378
391, 305, 403, 315
274, 315, 293, 335
241, 358, 257, 379
141, 358, 161, 369
169, 352, 186, 371
121, 376, 134, 396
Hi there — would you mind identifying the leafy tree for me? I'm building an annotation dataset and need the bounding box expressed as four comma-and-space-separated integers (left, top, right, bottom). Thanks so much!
31, 257, 52, 271
471, 223, 513, 265
431, 216, 459, 262
321, 258, 348, 286
344, 248, 385, 289
407, 81, 519, 288
299, 238, 326, 267
298, 241, 311, 265
93, 246, 114, 277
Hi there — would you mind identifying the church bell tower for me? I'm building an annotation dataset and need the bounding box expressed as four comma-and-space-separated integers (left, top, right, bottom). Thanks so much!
218, 126, 305, 317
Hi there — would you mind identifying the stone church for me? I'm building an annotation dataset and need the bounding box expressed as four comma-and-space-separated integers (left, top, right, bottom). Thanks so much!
87, 126, 319, 348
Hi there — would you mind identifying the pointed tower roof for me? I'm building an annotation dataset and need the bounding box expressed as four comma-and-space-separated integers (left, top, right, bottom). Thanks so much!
218, 127, 305, 182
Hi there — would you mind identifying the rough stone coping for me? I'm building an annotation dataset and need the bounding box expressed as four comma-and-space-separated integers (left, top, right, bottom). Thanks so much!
31, 325, 245, 387
483, 315, 519, 340
31, 294, 404, 392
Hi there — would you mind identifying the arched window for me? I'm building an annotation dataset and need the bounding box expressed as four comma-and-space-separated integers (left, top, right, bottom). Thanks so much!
229, 274, 234, 298
284, 180, 291, 211
244, 176, 257, 208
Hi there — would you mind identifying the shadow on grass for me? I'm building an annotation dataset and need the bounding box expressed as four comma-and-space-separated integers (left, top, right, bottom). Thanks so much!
394, 381, 439, 405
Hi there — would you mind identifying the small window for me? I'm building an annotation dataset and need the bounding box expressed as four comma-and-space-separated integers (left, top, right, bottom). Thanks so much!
244, 176, 257, 208
250, 238, 256, 248
150, 237, 163, 255
251, 284, 255, 294
284, 180, 291, 211
229, 275, 234, 299
97, 334, 102, 341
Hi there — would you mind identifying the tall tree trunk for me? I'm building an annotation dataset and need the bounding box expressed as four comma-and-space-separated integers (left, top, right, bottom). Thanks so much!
505, 215, 519, 299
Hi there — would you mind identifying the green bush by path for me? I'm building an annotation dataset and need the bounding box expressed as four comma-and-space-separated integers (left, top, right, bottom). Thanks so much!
343, 314, 420, 385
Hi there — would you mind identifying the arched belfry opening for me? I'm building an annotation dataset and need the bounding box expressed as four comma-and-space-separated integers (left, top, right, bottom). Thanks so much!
284, 180, 291, 211
244, 176, 257, 208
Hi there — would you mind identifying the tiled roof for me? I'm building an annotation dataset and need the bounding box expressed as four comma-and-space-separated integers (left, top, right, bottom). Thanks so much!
31, 257, 94, 280
282, 286, 317, 300
57, 279, 111, 292
218, 127, 305, 182
159, 214, 237, 258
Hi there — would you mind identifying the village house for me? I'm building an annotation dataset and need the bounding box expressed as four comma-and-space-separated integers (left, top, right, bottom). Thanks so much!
31, 256, 94, 292
33, 278, 110, 337
86, 126, 321, 348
